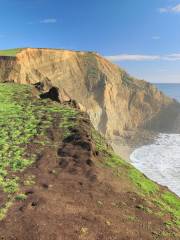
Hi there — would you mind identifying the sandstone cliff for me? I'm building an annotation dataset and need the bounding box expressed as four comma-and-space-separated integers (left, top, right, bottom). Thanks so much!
0, 48, 178, 138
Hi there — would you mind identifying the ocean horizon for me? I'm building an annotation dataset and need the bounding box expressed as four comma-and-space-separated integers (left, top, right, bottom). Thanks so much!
155, 83, 180, 102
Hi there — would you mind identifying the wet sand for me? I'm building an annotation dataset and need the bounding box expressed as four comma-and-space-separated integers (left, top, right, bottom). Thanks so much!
110, 130, 158, 162
111, 142, 133, 161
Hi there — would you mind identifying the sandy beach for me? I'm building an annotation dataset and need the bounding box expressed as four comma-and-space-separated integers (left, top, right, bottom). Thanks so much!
111, 142, 133, 161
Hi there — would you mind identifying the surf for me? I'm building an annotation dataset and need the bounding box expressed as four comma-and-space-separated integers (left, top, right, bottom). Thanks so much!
130, 133, 180, 196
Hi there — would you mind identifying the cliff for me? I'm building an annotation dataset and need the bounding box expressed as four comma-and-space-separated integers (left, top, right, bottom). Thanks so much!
0, 48, 179, 138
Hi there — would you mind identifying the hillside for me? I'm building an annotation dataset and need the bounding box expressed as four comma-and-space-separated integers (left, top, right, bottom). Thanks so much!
0, 82, 179, 239
0, 48, 179, 140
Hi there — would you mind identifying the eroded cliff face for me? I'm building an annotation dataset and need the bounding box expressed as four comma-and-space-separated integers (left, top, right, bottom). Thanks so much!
0, 48, 177, 138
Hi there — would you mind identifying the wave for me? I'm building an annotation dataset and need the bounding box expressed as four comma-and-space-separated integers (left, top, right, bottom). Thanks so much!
130, 134, 180, 196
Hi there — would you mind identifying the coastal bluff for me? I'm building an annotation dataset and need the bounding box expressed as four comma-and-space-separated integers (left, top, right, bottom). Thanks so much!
0, 48, 179, 138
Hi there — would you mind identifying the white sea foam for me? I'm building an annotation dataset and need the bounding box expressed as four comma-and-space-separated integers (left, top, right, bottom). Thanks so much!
130, 134, 180, 196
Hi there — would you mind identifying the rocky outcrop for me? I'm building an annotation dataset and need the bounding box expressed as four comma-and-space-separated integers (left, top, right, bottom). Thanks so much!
0, 48, 179, 138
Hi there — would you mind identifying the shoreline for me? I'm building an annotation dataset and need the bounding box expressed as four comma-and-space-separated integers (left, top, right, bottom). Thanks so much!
111, 142, 134, 162
110, 130, 158, 162
112, 132, 180, 197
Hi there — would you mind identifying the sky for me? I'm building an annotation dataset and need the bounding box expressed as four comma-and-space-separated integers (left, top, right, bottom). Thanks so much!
0, 0, 180, 83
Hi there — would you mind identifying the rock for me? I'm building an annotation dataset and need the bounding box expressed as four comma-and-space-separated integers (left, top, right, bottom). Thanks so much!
78, 103, 87, 112
40, 87, 60, 102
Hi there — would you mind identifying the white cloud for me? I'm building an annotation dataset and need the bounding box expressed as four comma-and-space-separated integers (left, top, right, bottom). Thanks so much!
163, 53, 180, 61
105, 53, 180, 62
159, 8, 168, 13
40, 18, 57, 24
159, 4, 180, 13
172, 4, 180, 12
106, 54, 160, 62
28, 18, 57, 25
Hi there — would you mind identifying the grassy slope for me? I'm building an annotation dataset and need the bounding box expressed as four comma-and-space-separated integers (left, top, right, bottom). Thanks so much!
0, 83, 78, 219
0, 49, 23, 56
92, 129, 180, 232
0, 83, 179, 238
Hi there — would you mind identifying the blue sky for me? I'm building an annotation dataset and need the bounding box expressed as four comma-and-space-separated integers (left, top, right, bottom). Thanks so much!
0, 0, 180, 83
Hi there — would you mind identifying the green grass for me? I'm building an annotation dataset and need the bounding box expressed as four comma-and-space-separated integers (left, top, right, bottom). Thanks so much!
58, 108, 78, 138
15, 194, 27, 201
162, 192, 180, 210
92, 128, 158, 195
91, 128, 109, 153
154, 192, 180, 226
0, 200, 13, 220
1, 177, 19, 193
23, 175, 36, 186
0, 48, 22, 56
0, 83, 39, 218
0, 83, 80, 220
105, 153, 128, 168
128, 168, 159, 195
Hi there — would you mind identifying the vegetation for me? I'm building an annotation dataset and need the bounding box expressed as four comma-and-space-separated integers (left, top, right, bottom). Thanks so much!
154, 191, 180, 226
83, 53, 99, 89
92, 128, 180, 230
15, 193, 27, 201
162, 191, 180, 210
23, 175, 36, 186
58, 108, 78, 138
128, 168, 158, 195
121, 71, 134, 86
0, 81, 179, 238
0, 49, 22, 56
91, 128, 110, 153
0, 201, 13, 221
0, 83, 79, 220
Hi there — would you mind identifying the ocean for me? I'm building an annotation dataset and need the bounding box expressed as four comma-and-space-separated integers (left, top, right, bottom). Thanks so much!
156, 83, 180, 102
130, 83, 180, 196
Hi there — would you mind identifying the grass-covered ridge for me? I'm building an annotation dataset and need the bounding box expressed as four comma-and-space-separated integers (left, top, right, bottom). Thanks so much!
92, 128, 180, 231
0, 48, 23, 57
0, 83, 79, 220
0, 82, 179, 239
